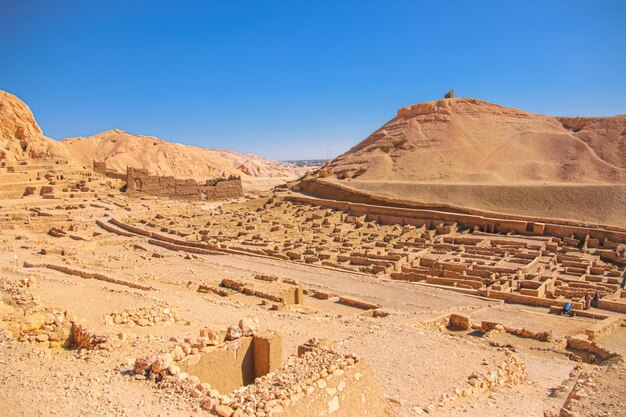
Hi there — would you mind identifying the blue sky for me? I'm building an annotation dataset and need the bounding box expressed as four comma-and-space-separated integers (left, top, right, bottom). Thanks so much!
1, 1, 625, 160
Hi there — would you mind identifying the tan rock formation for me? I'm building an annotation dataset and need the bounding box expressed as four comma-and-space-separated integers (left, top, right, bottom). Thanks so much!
0, 90, 305, 190
324, 97, 625, 184
61, 129, 302, 183
0, 91, 69, 161
301, 97, 626, 227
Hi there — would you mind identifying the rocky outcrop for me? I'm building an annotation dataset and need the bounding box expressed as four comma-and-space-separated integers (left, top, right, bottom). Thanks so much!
0, 91, 69, 161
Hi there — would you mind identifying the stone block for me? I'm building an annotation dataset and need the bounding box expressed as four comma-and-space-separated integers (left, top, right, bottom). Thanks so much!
253, 331, 283, 378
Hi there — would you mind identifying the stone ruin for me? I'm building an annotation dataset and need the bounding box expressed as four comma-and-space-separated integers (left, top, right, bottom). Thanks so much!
133, 318, 392, 417
0, 158, 96, 201
114, 196, 626, 319
126, 167, 243, 201
445, 89, 455, 99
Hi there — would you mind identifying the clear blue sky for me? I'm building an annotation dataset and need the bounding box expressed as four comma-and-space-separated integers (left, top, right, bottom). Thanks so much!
1, 1, 625, 160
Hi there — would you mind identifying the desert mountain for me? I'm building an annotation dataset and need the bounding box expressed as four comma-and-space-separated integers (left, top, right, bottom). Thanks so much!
323, 98, 626, 184
61, 129, 298, 180
302, 97, 626, 227
0, 90, 302, 185
0, 90, 69, 161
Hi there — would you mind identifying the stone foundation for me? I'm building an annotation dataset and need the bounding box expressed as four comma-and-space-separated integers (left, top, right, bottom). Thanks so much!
133, 326, 391, 417
105, 304, 184, 327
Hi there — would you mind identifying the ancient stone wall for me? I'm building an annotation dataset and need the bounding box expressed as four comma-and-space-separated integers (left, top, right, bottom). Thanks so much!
291, 183, 626, 243
23, 261, 153, 291
92, 160, 127, 180
126, 167, 243, 201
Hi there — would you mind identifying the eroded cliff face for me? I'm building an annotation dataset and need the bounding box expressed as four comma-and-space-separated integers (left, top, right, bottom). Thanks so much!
557, 115, 626, 170
322, 98, 626, 184
0, 91, 69, 161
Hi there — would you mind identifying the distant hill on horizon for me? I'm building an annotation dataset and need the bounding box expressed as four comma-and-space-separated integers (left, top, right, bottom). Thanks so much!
0, 90, 304, 185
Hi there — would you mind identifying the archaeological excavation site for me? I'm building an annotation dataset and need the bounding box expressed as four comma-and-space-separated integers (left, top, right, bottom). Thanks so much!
1, 85, 625, 417
6, 21, 626, 417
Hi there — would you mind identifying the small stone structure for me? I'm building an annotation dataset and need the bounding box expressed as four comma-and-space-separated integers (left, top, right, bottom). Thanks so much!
126, 167, 243, 201
93, 160, 126, 180
0, 300, 113, 352
134, 326, 392, 417
445, 89, 455, 99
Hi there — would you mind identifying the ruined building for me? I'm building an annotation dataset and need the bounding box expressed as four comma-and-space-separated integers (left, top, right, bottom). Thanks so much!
125, 167, 243, 201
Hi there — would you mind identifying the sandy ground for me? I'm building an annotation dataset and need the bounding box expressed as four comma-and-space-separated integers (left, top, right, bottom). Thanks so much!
1, 186, 624, 417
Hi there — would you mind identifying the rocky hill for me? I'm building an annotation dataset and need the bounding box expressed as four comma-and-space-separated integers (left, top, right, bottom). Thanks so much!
0, 90, 303, 186
322, 98, 625, 184
301, 97, 626, 227
0, 90, 69, 161
61, 129, 299, 181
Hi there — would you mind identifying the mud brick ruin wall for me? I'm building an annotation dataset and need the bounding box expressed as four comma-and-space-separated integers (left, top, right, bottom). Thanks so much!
126, 167, 243, 201
92, 160, 127, 180
585, 316, 623, 340
283, 195, 626, 244
23, 261, 153, 291
480, 289, 584, 310
597, 299, 626, 314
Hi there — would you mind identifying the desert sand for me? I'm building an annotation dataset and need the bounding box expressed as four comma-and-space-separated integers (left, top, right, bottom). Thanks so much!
1, 91, 625, 417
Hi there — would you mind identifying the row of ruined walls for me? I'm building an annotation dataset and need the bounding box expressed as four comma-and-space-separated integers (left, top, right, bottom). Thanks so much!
126, 167, 243, 201
283, 195, 626, 244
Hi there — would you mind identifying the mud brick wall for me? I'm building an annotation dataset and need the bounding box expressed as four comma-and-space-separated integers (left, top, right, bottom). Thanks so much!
584, 316, 623, 340
482, 289, 584, 310
565, 336, 620, 361
126, 167, 243, 201
597, 299, 626, 313
23, 261, 153, 291
93, 160, 136, 180
283, 194, 626, 243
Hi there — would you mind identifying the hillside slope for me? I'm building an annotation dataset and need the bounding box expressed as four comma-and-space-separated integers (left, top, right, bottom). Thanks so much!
61, 129, 299, 181
322, 98, 625, 184
0, 90, 303, 188
301, 98, 626, 227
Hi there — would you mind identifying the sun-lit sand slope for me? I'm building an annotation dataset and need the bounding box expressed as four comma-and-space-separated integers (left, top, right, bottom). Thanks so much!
61, 129, 305, 191
1, 90, 304, 188
326, 98, 625, 183
61, 130, 301, 181
305, 98, 626, 227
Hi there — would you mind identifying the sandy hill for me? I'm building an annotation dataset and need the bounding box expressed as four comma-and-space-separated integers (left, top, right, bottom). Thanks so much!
0, 90, 69, 161
61, 129, 299, 181
323, 98, 625, 184
301, 98, 626, 227
0, 90, 303, 188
